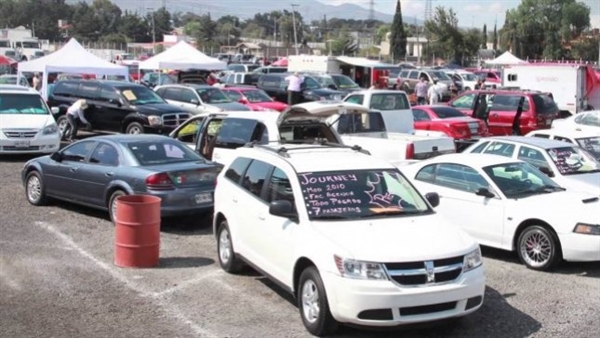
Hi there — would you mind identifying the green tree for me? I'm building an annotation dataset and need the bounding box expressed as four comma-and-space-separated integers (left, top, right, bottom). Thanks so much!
119, 11, 150, 42
492, 23, 498, 51
425, 7, 471, 63
389, 0, 407, 61
331, 28, 358, 55
482, 24, 487, 49
570, 36, 600, 61
145, 7, 172, 42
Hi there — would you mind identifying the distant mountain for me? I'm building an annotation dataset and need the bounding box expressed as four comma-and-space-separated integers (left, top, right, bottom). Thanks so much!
67, 0, 423, 24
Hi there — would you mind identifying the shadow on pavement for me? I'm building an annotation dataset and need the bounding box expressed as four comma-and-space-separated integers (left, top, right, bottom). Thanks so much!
157, 256, 214, 269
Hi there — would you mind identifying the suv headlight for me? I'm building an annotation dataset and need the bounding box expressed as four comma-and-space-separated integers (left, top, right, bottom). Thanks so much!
334, 255, 387, 280
574, 223, 600, 235
42, 123, 58, 134
463, 247, 483, 272
147, 115, 162, 126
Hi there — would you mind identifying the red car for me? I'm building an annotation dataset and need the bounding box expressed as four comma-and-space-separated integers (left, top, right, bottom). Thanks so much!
411, 105, 490, 140
221, 87, 289, 112
447, 90, 560, 136
472, 69, 501, 84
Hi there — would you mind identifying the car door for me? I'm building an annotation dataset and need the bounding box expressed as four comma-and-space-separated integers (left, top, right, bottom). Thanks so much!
236, 159, 274, 269
76, 142, 121, 207
44, 140, 97, 201
488, 94, 526, 135
414, 163, 505, 247
411, 108, 433, 131
179, 87, 202, 112
97, 85, 128, 131
210, 118, 267, 165
77, 82, 101, 128
161, 87, 184, 107
259, 166, 298, 284
171, 116, 205, 149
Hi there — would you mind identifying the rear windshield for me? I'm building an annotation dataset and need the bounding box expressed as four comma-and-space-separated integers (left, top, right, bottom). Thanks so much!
337, 112, 386, 134
532, 94, 559, 115
127, 140, 202, 165
577, 137, 600, 159
431, 107, 465, 118
0, 93, 49, 115
369, 93, 410, 110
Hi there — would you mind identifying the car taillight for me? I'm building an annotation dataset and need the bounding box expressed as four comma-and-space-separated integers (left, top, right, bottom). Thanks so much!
146, 173, 174, 190
405, 143, 415, 159
451, 124, 469, 137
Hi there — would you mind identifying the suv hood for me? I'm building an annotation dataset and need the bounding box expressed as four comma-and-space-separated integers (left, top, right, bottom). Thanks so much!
134, 103, 187, 115
277, 101, 369, 126
313, 214, 476, 262
0, 114, 54, 129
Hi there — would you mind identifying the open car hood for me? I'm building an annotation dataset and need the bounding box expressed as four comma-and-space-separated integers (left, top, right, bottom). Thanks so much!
276, 101, 369, 126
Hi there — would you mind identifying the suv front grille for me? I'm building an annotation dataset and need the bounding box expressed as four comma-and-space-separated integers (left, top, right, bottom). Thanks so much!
3, 130, 39, 138
162, 113, 191, 127
385, 255, 463, 287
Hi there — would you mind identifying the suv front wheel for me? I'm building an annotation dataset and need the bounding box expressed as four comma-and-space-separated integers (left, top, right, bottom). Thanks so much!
298, 266, 338, 336
126, 122, 145, 134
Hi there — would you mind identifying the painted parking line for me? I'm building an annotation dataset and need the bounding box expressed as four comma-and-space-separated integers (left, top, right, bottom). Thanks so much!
154, 269, 224, 297
35, 221, 222, 338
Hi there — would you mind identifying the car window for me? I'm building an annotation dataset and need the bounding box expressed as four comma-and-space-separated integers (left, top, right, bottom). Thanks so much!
517, 146, 551, 169
431, 107, 465, 118
553, 136, 573, 143
266, 168, 295, 209
370, 93, 410, 110
241, 160, 273, 199
547, 146, 600, 175
531, 133, 550, 139
532, 94, 558, 115
483, 141, 515, 158
162, 87, 183, 102
89, 143, 120, 166
434, 163, 490, 193
223, 90, 243, 101
408, 71, 419, 79
489, 95, 530, 112
225, 157, 252, 184
344, 95, 364, 105
175, 118, 204, 143
119, 86, 165, 105
196, 88, 231, 104
302, 77, 320, 90
412, 109, 431, 121
470, 141, 490, 153
180, 89, 199, 103
415, 164, 436, 182
127, 140, 204, 165
337, 112, 386, 134
216, 118, 267, 148
99, 86, 120, 102
451, 94, 476, 109
577, 113, 600, 127
62, 141, 96, 162
78, 82, 99, 100
399, 70, 409, 78
52, 81, 80, 97
483, 162, 557, 197
259, 75, 281, 87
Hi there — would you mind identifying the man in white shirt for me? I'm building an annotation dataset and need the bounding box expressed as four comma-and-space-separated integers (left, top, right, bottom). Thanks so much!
427, 80, 440, 104
65, 99, 90, 142
285, 72, 304, 105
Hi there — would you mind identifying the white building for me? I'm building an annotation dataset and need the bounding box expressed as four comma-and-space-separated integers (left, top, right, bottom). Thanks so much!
379, 32, 428, 58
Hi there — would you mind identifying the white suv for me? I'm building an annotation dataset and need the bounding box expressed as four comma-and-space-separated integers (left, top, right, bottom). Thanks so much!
0, 85, 60, 154
213, 143, 486, 335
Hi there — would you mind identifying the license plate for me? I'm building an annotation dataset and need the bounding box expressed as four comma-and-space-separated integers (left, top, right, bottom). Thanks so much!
195, 193, 212, 204
14, 141, 30, 148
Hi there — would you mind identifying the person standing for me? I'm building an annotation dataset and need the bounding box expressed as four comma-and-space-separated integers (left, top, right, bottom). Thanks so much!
415, 78, 428, 105
65, 99, 90, 142
427, 80, 440, 104
32, 73, 41, 91
285, 72, 304, 105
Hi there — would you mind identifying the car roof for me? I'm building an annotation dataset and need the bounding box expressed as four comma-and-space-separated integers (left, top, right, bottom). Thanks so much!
197, 110, 281, 122
348, 89, 408, 95
236, 144, 396, 173
222, 87, 260, 91
528, 129, 600, 138
80, 134, 174, 143
484, 136, 575, 149
0, 85, 39, 94
415, 153, 523, 167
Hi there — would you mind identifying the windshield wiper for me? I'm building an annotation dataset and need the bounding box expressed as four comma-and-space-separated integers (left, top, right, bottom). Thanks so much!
359, 209, 427, 218
515, 185, 565, 197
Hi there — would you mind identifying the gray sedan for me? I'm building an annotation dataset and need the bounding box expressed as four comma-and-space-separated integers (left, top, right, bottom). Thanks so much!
22, 134, 222, 221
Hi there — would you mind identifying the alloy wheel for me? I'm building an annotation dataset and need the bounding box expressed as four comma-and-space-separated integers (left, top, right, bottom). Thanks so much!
219, 229, 231, 264
27, 175, 41, 203
520, 230, 552, 268
301, 279, 320, 324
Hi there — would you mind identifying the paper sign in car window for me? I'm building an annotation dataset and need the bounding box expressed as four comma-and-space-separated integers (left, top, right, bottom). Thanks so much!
122, 90, 137, 101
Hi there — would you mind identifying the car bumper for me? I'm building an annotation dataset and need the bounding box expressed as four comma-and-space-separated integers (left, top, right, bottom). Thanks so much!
141, 187, 215, 217
560, 233, 600, 262
321, 267, 486, 327
0, 133, 60, 154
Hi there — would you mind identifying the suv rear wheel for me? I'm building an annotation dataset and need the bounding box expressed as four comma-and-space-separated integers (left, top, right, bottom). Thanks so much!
217, 220, 245, 273
126, 122, 145, 134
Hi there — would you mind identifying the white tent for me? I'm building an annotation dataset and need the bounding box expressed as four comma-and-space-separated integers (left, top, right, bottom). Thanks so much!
17, 38, 129, 100
485, 51, 528, 65
138, 41, 227, 71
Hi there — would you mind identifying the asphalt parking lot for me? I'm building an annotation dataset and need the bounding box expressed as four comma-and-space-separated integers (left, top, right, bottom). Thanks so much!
1, 151, 599, 338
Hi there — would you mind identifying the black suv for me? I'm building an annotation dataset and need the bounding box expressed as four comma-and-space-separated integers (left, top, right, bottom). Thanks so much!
48, 80, 191, 135
256, 73, 344, 103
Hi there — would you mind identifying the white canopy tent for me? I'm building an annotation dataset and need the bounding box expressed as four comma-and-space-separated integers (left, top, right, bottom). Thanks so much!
138, 41, 227, 71
485, 51, 528, 65
17, 38, 129, 100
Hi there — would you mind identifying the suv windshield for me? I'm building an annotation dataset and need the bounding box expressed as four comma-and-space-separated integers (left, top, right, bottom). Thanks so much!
120, 86, 165, 105
546, 146, 600, 175
197, 88, 232, 104
244, 89, 272, 102
0, 93, 50, 115
298, 169, 430, 220
576, 137, 600, 159
483, 162, 564, 198
332, 75, 359, 89
428, 71, 451, 81
460, 73, 479, 81
533, 94, 558, 115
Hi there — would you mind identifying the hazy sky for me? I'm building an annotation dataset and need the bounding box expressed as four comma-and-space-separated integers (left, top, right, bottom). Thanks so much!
322, 0, 600, 29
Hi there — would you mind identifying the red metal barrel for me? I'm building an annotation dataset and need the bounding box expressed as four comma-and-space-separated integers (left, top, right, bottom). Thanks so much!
114, 195, 161, 268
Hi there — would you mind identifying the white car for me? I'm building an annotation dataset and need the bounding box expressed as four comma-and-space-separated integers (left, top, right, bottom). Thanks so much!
0, 85, 60, 154
464, 136, 600, 196
214, 143, 485, 335
154, 84, 251, 115
401, 153, 600, 271
525, 128, 600, 160
446, 70, 479, 91
552, 110, 600, 132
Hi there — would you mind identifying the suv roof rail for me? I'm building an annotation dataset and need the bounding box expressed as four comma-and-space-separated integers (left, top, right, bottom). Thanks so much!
243, 140, 371, 158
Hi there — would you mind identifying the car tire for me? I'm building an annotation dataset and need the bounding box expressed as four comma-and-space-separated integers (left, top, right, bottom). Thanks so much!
25, 171, 48, 206
108, 190, 126, 223
217, 220, 245, 273
56, 115, 70, 140
464, 87, 471, 91
517, 225, 562, 271
126, 122, 145, 134
297, 266, 338, 336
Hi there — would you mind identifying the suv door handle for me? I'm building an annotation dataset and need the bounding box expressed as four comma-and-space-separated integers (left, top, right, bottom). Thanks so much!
258, 215, 266, 221
105, 172, 115, 177
232, 197, 238, 203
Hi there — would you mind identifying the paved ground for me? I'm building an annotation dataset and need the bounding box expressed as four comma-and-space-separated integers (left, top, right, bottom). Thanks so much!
1, 152, 599, 338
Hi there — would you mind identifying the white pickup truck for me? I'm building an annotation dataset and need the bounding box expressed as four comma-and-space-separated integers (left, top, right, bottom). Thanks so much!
341, 89, 456, 160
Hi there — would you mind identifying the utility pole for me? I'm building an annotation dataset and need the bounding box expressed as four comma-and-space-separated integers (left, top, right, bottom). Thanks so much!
291, 4, 299, 55
415, 17, 420, 65
368, 0, 375, 21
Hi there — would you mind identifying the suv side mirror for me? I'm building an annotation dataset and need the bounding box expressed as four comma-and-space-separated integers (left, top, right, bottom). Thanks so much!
538, 166, 555, 177
109, 98, 122, 107
50, 151, 63, 162
238, 98, 249, 104
475, 187, 495, 198
269, 200, 297, 219
51, 107, 59, 114
190, 99, 199, 105
425, 192, 440, 208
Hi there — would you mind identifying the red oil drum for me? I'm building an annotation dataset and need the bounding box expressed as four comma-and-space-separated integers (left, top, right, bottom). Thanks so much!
114, 195, 161, 268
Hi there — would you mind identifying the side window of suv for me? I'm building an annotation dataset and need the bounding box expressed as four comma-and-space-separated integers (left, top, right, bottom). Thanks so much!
241, 160, 273, 199
78, 82, 99, 100
266, 167, 296, 210
225, 157, 252, 184
408, 71, 419, 79
260, 75, 280, 87
163, 87, 183, 102
489, 95, 530, 111
53, 81, 80, 97
180, 88, 199, 104
451, 93, 476, 109
99, 86, 120, 103
344, 95, 364, 105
